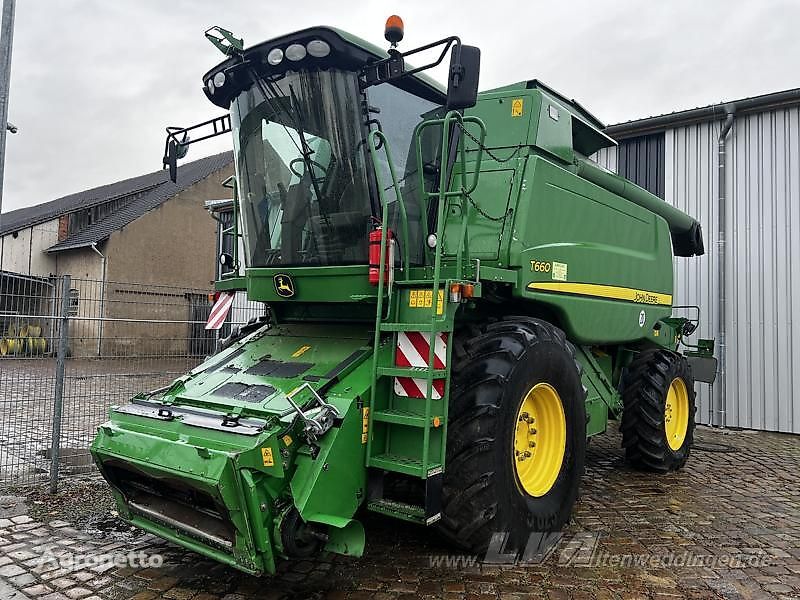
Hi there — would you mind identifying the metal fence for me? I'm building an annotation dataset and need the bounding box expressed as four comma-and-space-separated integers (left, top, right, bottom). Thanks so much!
0, 272, 264, 489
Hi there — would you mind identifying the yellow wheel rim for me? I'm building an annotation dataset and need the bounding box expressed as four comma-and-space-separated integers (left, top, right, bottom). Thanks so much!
513, 382, 566, 497
664, 377, 689, 451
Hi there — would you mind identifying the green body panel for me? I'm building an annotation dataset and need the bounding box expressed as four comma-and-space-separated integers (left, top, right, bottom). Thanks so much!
91, 324, 375, 574
290, 396, 367, 523
93, 420, 277, 574
246, 266, 377, 303
458, 88, 675, 344
93, 28, 709, 576
442, 167, 515, 260
574, 346, 620, 437
514, 155, 674, 343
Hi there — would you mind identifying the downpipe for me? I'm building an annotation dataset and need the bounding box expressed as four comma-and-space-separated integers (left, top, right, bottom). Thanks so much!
90, 243, 107, 357
716, 104, 735, 428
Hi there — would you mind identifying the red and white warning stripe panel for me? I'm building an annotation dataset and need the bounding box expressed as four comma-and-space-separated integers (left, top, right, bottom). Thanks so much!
205, 292, 235, 330
394, 331, 448, 399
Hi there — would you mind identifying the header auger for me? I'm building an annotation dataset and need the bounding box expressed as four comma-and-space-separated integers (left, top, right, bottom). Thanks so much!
92, 17, 715, 573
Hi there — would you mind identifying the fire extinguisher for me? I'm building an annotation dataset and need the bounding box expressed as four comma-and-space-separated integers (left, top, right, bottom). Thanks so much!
368, 227, 393, 285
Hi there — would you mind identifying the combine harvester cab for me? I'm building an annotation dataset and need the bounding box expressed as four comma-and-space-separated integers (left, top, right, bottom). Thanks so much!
92, 18, 716, 574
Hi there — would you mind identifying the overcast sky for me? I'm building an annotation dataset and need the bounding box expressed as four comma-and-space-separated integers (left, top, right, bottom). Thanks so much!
2, 0, 799, 213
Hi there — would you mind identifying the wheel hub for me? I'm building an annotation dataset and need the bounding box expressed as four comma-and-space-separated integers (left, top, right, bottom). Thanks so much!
664, 377, 689, 451
513, 382, 566, 497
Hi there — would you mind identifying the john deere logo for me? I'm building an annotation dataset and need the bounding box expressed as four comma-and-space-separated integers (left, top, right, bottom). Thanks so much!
273, 274, 295, 298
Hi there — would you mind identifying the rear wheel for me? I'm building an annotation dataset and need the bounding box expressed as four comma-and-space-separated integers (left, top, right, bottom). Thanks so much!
439, 317, 586, 553
621, 349, 696, 472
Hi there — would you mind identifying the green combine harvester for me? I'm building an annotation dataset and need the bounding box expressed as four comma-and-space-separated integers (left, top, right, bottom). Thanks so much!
91, 18, 716, 574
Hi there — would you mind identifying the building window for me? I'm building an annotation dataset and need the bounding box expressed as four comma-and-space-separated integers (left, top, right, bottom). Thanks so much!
217, 208, 236, 279
68, 288, 80, 316
65, 193, 143, 238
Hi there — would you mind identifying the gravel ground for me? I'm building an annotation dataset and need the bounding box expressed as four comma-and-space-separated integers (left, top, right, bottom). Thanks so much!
18, 477, 117, 531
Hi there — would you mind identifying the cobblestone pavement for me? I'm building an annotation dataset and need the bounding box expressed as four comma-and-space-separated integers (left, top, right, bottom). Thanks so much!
1, 426, 799, 600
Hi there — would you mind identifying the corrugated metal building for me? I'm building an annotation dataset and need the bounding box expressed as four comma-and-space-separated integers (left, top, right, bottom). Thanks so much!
593, 88, 800, 434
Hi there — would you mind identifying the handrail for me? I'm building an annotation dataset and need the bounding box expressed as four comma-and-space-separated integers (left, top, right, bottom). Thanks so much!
415, 111, 486, 471
414, 112, 487, 282
366, 112, 486, 475
220, 175, 240, 280
367, 130, 411, 273
366, 130, 405, 470
414, 113, 486, 199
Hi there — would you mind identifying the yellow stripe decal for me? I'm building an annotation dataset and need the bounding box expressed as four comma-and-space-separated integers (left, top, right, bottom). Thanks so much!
527, 282, 672, 306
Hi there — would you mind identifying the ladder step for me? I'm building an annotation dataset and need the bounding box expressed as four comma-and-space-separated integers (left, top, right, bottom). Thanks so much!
368, 454, 443, 478
379, 323, 453, 333
393, 280, 441, 287
367, 499, 441, 525
372, 409, 441, 427
376, 366, 448, 378
378, 322, 438, 332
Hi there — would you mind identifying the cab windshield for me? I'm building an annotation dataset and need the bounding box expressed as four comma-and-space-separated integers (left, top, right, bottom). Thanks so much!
232, 69, 372, 267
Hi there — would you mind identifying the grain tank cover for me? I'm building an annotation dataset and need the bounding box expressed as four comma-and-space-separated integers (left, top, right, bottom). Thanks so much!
479, 80, 703, 257
477, 80, 617, 163
527, 79, 618, 157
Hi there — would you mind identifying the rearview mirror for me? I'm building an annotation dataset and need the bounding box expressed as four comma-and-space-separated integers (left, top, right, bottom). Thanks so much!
161, 116, 231, 183
175, 132, 190, 159
219, 253, 235, 268
446, 45, 480, 110
165, 139, 178, 183
164, 133, 190, 183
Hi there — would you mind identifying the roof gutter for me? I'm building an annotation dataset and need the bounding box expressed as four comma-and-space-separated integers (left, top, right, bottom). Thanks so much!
46, 241, 95, 253
604, 87, 800, 139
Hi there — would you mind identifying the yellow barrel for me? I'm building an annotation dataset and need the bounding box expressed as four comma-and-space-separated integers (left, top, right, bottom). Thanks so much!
5, 338, 21, 355
27, 337, 47, 355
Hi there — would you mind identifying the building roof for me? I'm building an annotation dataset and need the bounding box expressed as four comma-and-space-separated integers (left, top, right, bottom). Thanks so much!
204, 198, 234, 212
0, 151, 234, 252
605, 86, 800, 139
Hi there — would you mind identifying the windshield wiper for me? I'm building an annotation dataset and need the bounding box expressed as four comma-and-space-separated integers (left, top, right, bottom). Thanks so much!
252, 73, 328, 216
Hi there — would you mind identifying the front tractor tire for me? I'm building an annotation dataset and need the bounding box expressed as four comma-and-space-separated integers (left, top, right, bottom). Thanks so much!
621, 349, 696, 472
439, 317, 587, 554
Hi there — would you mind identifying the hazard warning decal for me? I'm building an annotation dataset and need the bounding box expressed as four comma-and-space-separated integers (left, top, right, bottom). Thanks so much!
205, 292, 235, 330
394, 331, 448, 399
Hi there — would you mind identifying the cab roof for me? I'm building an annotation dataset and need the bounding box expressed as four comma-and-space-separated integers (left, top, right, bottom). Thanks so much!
202, 26, 448, 109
